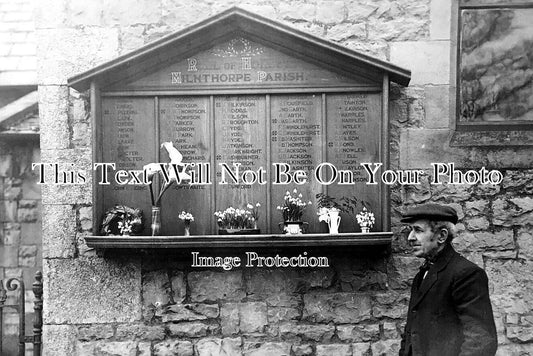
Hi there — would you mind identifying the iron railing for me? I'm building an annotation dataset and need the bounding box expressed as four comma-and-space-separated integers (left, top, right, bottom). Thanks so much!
0, 271, 43, 356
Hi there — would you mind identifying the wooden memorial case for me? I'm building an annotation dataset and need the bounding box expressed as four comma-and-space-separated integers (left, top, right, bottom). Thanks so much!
69, 8, 410, 247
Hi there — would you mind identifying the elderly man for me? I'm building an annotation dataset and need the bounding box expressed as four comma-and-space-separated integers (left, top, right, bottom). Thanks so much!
399, 203, 497, 356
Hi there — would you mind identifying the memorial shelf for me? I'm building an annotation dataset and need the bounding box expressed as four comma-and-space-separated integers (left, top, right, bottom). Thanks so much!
68, 8, 410, 250
84, 232, 392, 252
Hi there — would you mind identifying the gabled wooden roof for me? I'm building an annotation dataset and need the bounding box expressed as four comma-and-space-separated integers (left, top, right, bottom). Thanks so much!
68, 7, 410, 91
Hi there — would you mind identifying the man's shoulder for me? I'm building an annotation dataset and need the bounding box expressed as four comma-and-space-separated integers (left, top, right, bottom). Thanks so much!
448, 248, 487, 278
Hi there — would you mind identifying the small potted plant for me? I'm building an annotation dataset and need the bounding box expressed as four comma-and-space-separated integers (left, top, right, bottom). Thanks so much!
214, 203, 261, 234
100, 205, 144, 236
178, 211, 194, 236
356, 206, 375, 233
277, 189, 312, 234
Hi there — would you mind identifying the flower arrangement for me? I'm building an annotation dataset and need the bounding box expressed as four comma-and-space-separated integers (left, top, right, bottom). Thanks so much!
100, 205, 144, 236
316, 193, 342, 223
247, 202, 261, 228
143, 142, 191, 207
214, 203, 260, 230
356, 206, 375, 230
277, 189, 312, 222
178, 211, 194, 223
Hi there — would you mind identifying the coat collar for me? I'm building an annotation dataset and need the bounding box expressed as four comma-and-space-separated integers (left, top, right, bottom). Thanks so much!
413, 244, 456, 308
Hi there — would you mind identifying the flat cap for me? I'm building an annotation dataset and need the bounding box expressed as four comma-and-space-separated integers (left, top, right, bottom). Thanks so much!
400, 203, 458, 224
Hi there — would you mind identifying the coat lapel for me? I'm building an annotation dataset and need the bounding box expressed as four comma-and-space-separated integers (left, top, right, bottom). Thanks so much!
412, 244, 456, 308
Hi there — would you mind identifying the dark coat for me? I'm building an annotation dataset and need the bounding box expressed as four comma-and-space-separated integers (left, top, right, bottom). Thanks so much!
400, 244, 497, 356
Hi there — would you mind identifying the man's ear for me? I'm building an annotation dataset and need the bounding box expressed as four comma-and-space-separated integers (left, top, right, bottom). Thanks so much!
437, 228, 448, 244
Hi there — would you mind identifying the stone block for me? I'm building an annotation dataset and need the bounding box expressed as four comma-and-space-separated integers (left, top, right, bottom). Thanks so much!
138, 342, 151, 356
171, 271, 186, 303
346, 1, 378, 21
220, 302, 268, 335
103, 0, 161, 26
279, 3, 315, 22
465, 200, 489, 217
78, 206, 92, 232
300, 268, 335, 290
162, 303, 219, 322
496, 344, 533, 356
120, 25, 145, 54
344, 40, 388, 60
368, 18, 428, 42
338, 269, 388, 292
399, 129, 465, 169
267, 306, 299, 324
19, 245, 38, 267
316, 344, 351, 356
327, 23, 366, 42
502, 169, 533, 194
387, 255, 420, 290
38, 85, 70, 149
383, 322, 400, 339
243, 342, 291, 356
40, 148, 92, 205
167, 321, 218, 338
352, 342, 371, 356
153, 340, 193, 356
303, 292, 372, 323
77, 324, 114, 341
292, 344, 313, 356
196, 338, 243, 356
518, 228, 533, 260
507, 326, 533, 343
430, 0, 451, 40
17, 206, 39, 223
43, 325, 76, 356
486, 259, 533, 315
245, 269, 299, 303
42, 204, 76, 258
372, 292, 410, 319
464, 216, 489, 231
115, 323, 165, 341
279, 322, 335, 342
371, 339, 401, 355
65, 0, 103, 26
0, 246, 19, 267
316, 1, 345, 24
34, 0, 67, 29
44, 257, 141, 324
2, 200, 17, 222
0, 153, 12, 177
77, 341, 138, 356
424, 85, 450, 129
37, 28, 119, 85
337, 324, 379, 342
3, 223, 21, 245
189, 270, 245, 302
142, 270, 171, 313
390, 41, 450, 85
493, 197, 533, 227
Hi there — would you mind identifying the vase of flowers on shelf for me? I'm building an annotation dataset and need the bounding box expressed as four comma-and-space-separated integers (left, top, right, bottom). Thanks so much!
143, 142, 191, 236
178, 211, 194, 236
316, 193, 342, 234
277, 189, 312, 235
214, 203, 261, 235
356, 206, 375, 233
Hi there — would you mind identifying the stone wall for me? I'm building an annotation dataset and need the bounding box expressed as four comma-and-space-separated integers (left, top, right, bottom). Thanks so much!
0, 139, 41, 355
35, 0, 533, 355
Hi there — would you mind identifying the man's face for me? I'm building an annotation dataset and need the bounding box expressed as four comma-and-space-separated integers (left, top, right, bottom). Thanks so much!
407, 219, 440, 259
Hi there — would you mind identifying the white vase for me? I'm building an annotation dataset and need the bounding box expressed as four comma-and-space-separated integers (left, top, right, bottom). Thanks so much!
361, 226, 370, 234
328, 210, 341, 234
